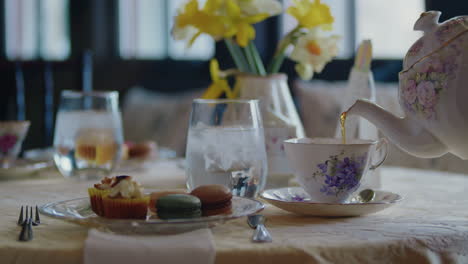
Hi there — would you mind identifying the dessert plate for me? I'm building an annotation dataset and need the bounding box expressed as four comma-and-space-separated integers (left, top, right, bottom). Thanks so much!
261, 187, 402, 217
40, 195, 264, 234
0, 159, 52, 180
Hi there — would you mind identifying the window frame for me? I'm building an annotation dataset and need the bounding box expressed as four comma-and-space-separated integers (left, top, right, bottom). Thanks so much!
1, 0, 467, 150
0, 0, 467, 84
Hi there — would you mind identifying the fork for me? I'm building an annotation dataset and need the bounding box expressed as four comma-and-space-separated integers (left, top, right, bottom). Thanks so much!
17, 206, 41, 241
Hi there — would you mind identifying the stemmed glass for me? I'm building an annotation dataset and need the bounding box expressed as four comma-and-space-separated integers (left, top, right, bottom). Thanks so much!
185, 99, 268, 198
53, 90, 123, 180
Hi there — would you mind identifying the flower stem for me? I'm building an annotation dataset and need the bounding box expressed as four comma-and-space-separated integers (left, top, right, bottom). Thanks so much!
243, 45, 258, 74
267, 26, 302, 74
224, 39, 250, 73
248, 42, 266, 76
267, 53, 286, 74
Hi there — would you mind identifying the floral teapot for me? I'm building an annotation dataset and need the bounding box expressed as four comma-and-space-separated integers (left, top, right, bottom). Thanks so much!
347, 11, 468, 159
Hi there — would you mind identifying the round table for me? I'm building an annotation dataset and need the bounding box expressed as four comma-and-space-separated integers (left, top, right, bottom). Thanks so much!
0, 162, 467, 264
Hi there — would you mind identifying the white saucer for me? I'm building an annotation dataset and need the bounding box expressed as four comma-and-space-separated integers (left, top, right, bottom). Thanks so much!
261, 187, 402, 217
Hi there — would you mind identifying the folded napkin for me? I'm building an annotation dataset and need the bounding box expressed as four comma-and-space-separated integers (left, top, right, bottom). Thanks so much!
84, 228, 215, 264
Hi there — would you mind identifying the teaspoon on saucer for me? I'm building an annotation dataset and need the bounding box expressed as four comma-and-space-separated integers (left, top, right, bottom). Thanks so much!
350, 189, 376, 203
357, 189, 376, 203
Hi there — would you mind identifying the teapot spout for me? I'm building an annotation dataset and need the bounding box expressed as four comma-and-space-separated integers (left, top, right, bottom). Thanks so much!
347, 99, 448, 158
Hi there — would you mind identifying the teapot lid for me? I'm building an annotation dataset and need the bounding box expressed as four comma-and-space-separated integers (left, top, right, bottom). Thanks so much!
403, 11, 468, 70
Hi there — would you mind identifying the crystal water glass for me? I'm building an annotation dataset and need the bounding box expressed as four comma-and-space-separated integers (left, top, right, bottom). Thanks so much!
53, 90, 123, 180
185, 99, 268, 198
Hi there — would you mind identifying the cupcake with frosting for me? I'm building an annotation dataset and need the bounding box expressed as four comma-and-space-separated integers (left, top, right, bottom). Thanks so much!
88, 177, 113, 217
89, 175, 149, 219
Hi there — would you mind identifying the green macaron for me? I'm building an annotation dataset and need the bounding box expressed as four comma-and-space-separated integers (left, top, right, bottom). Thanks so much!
156, 194, 202, 219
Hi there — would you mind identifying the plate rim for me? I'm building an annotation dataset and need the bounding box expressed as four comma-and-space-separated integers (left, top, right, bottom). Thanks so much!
40, 195, 265, 225
260, 187, 403, 206
0, 159, 51, 171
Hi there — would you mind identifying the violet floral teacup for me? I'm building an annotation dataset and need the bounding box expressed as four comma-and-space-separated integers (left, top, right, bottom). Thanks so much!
284, 137, 388, 203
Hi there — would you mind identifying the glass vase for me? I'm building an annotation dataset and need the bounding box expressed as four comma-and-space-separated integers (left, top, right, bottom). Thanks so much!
235, 73, 305, 187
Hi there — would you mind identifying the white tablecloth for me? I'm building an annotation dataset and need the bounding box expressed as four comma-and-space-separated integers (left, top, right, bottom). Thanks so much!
0, 162, 467, 264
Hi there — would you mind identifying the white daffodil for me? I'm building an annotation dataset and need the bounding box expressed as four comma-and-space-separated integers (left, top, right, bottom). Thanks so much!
172, 24, 197, 41
289, 30, 340, 80
236, 0, 282, 16
295, 63, 314, 80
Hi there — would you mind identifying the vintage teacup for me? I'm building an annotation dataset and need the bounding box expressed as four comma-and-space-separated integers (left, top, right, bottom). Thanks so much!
0, 121, 30, 168
284, 138, 388, 203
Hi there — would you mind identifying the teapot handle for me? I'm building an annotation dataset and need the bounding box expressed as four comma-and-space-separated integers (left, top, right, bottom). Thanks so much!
370, 138, 388, 171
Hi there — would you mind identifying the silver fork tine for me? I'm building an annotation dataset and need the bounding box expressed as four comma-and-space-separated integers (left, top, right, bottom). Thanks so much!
26, 213, 33, 240
18, 205, 34, 241
35, 205, 41, 225
17, 206, 24, 225
32, 206, 39, 226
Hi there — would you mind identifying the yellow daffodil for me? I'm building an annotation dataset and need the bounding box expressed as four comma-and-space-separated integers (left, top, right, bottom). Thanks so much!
287, 0, 334, 30
203, 0, 223, 13
172, 0, 338, 79
289, 30, 340, 80
202, 59, 236, 99
173, 0, 272, 47
223, 0, 269, 47
173, 0, 225, 46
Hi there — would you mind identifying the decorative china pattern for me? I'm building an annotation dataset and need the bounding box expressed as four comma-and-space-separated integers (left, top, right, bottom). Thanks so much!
408, 39, 424, 56
313, 151, 367, 197
261, 187, 402, 217
264, 126, 297, 154
0, 121, 30, 169
284, 138, 386, 203
434, 16, 467, 42
40, 195, 264, 234
404, 12, 467, 70
400, 35, 462, 119
347, 12, 468, 160
401, 12, 467, 120
0, 134, 18, 154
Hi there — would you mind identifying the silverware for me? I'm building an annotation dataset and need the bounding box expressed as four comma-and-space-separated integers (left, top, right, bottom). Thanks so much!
247, 214, 272, 243
17, 206, 40, 241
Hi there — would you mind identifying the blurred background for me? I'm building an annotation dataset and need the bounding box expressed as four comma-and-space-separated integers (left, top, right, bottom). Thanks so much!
1, 0, 467, 171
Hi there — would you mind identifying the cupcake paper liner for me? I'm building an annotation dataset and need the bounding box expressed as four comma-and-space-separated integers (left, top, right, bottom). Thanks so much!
88, 188, 110, 217
102, 196, 149, 219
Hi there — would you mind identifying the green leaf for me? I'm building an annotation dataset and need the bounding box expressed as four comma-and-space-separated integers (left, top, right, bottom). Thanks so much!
243, 45, 258, 74
267, 53, 286, 74
248, 42, 266, 76
224, 39, 250, 73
